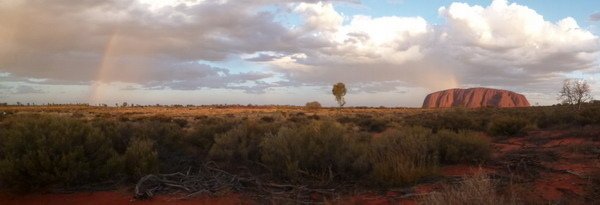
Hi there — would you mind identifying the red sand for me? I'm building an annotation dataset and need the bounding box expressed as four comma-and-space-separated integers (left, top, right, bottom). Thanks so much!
0, 192, 247, 205
534, 173, 585, 201
543, 138, 587, 148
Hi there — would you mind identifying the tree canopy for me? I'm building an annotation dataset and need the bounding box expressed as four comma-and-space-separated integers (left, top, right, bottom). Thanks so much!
332, 83, 347, 107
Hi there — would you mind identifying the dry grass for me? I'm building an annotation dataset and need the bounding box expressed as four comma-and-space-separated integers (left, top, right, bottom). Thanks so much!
420, 174, 520, 205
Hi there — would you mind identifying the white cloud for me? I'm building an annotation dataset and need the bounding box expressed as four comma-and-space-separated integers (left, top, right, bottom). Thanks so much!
265, 0, 599, 94
0, 0, 598, 105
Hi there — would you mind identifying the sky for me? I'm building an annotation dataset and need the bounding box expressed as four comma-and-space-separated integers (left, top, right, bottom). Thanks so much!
0, 0, 599, 107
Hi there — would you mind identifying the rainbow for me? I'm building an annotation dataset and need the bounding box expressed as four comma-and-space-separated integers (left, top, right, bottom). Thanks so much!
89, 31, 119, 105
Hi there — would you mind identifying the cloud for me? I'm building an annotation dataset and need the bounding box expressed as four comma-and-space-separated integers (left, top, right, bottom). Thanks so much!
0, 0, 598, 100
0, 84, 11, 90
591, 12, 600, 21
0, 0, 314, 90
12, 85, 45, 94
266, 0, 599, 93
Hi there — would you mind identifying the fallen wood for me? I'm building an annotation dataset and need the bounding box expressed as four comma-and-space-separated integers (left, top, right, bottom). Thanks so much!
133, 162, 339, 202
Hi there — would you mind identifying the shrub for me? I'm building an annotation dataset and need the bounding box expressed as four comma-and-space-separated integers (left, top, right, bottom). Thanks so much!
0, 114, 123, 190
420, 174, 518, 205
488, 116, 528, 137
438, 130, 491, 164
260, 116, 276, 123
405, 109, 486, 132
535, 108, 579, 128
124, 138, 158, 180
210, 120, 279, 163
305, 101, 322, 110
185, 117, 237, 157
579, 107, 600, 125
260, 121, 365, 180
368, 127, 439, 186
172, 118, 189, 128
357, 117, 388, 132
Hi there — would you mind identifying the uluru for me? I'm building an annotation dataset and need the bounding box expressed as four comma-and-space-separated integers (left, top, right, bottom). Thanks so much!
422, 87, 530, 108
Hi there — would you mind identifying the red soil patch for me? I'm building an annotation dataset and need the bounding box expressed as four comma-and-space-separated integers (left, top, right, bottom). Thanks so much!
543, 161, 599, 175
494, 143, 522, 154
534, 173, 586, 201
412, 183, 440, 194
0, 191, 248, 205
528, 130, 571, 139
440, 165, 494, 177
337, 192, 416, 205
504, 137, 534, 147
543, 138, 587, 148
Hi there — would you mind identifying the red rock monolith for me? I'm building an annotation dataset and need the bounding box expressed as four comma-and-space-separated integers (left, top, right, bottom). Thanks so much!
422, 88, 530, 108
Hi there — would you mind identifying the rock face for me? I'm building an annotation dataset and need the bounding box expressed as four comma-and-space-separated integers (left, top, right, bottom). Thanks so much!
422, 88, 530, 108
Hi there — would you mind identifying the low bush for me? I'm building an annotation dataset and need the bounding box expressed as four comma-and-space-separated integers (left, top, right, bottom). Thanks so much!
535, 108, 579, 128
0, 114, 123, 190
210, 120, 280, 163
185, 117, 237, 157
405, 109, 487, 132
123, 138, 159, 180
488, 115, 529, 137
305, 101, 322, 110
260, 121, 366, 181
438, 130, 491, 164
420, 174, 518, 205
368, 127, 439, 186
357, 117, 388, 132
579, 107, 600, 125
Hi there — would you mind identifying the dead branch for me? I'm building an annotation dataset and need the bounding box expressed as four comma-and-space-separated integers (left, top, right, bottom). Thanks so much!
134, 162, 339, 203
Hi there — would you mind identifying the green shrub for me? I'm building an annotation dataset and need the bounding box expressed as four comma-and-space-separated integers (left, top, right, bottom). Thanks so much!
438, 130, 491, 164
210, 120, 279, 162
405, 109, 487, 132
488, 116, 528, 137
260, 121, 365, 180
368, 127, 439, 186
185, 117, 237, 157
0, 114, 123, 190
124, 138, 158, 180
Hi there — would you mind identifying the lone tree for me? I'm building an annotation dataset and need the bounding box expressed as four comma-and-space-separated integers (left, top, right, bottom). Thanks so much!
558, 79, 593, 109
332, 82, 347, 108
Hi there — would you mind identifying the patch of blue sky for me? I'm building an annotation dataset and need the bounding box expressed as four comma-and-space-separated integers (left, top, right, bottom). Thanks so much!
196, 56, 265, 74
336, 0, 600, 27
195, 57, 285, 83
260, 4, 303, 28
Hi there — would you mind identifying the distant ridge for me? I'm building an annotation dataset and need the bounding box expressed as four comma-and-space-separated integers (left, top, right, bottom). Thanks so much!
422, 87, 530, 108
